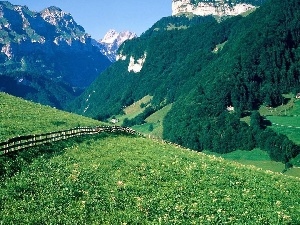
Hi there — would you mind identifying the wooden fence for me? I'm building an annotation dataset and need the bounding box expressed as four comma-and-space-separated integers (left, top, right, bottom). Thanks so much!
0, 126, 139, 156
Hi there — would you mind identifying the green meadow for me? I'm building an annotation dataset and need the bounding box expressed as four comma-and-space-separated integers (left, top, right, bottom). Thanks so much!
1, 92, 300, 224
0, 92, 103, 142
1, 135, 300, 224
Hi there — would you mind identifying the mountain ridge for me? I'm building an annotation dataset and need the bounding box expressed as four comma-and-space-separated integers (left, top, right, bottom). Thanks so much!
0, 1, 111, 108
0, 1, 111, 88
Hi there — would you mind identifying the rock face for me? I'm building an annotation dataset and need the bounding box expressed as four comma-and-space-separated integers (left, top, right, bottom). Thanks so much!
172, 0, 265, 17
0, 1, 111, 88
93, 29, 136, 62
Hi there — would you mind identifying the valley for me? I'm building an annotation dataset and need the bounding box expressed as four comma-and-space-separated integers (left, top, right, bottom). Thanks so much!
0, 92, 299, 223
1, 0, 300, 223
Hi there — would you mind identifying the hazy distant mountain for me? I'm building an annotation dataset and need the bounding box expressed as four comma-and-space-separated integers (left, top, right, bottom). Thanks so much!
0, 2, 111, 88
92, 29, 136, 62
0, 1, 111, 108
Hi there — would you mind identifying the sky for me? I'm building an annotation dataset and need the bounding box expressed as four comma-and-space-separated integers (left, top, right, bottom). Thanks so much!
8, 0, 171, 40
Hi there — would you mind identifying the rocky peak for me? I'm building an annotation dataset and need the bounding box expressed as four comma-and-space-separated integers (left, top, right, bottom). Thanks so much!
101, 29, 136, 46
101, 29, 119, 44
94, 29, 137, 62
41, 6, 85, 33
116, 31, 137, 46
41, 6, 68, 25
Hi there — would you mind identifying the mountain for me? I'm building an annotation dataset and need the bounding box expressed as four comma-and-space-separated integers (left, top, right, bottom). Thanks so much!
68, 15, 217, 116
0, 1, 111, 108
92, 29, 137, 62
172, 0, 266, 17
69, 0, 300, 165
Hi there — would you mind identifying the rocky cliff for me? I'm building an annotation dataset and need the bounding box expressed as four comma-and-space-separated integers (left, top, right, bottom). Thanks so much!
172, 0, 266, 17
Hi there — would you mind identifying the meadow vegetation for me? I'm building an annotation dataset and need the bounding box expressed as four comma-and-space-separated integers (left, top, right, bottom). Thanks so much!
205, 149, 300, 178
1, 134, 300, 224
0, 92, 103, 142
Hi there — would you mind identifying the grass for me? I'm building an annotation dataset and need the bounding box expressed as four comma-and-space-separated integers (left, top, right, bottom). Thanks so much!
204, 149, 300, 178
132, 104, 173, 138
260, 98, 300, 145
212, 41, 227, 53
1, 92, 300, 223
113, 97, 172, 139
145, 104, 172, 124
0, 92, 103, 142
1, 135, 300, 224
144, 103, 172, 137
167, 24, 188, 31
114, 95, 152, 125
123, 95, 152, 115
259, 95, 297, 117
267, 122, 300, 145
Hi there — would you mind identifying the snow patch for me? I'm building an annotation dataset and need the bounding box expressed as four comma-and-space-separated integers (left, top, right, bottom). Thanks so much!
1, 44, 13, 59
83, 104, 90, 113
86, 94, 91, 102
128, 53, 147, 73
116, 54, 127, 61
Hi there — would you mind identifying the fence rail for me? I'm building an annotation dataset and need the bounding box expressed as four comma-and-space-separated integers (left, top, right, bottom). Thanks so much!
0, 126, 139, 156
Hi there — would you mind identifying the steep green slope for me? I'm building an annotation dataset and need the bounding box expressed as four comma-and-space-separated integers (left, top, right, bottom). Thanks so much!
141, 15, 216, 38
69, 16, 236, 118
0, 92, 103, 142
70, 0, 300, 165
1, 135, 300, 224
164, 0, 300, 159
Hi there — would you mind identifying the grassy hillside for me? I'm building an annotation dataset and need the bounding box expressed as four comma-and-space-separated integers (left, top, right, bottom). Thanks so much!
110, 94, 172, 138
0, 92, 103, 142
205, 148, 300, 177
134, 104, 173, 137
108, 95, 172, 138
261, 98, 300, 145
1, 134, 300, 224
1, 90, 300, 224
113, 95, 153, 124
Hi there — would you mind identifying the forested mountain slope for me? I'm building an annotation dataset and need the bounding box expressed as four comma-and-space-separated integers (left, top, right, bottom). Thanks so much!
70, 0, 300, 165
164, 0, 300, 157
69, 15, 230, 118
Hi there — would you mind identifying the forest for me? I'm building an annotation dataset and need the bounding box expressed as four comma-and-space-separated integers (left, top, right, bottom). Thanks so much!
70, 0, 300, 165
164, 0, 300, 164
